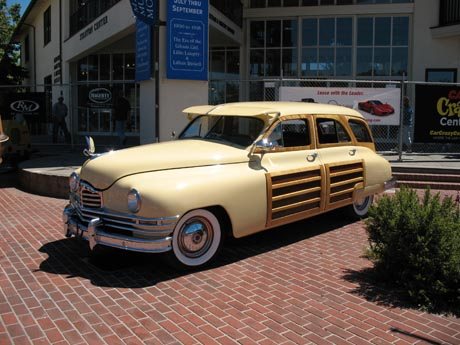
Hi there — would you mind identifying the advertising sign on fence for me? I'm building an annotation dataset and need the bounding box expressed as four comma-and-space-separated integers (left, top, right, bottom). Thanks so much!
415, 85, 460, 143
5, 93, 46, 120
167, 0, 208, 80
280, 87, 401, 126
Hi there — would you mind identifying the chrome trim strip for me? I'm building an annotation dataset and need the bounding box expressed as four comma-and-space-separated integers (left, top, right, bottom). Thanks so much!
63, 205, 173, 253
71, 199, 178, 224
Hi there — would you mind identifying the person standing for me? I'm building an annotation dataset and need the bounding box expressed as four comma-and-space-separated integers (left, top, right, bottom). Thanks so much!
402, 96, 414, 152
113, 91, 131, 146
52, 96, 70, 143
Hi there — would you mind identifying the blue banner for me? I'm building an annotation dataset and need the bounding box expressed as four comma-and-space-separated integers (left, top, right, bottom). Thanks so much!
167, 0, 208, 81
135, 20, 152, 82
130, 0, 157, 26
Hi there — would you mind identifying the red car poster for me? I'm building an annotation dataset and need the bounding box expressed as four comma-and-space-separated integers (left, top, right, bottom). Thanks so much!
280, 86, 401, 126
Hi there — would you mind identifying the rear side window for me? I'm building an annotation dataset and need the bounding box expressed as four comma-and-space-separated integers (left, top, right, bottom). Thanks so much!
316, 118, 351, 144
348, 119, 373, 143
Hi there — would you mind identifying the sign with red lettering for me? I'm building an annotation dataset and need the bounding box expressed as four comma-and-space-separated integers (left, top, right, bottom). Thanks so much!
280, 87, 401, 126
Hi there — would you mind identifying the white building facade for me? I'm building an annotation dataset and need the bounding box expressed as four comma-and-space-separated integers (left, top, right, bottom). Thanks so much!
11, 0, 460, 144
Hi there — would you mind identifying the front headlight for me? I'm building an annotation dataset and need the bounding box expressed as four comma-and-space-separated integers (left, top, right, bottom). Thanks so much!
69, 172, 80, 192
127, 188, 141, 213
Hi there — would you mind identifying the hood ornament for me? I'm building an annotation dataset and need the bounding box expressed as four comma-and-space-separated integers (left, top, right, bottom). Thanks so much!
83, 136, 99, 158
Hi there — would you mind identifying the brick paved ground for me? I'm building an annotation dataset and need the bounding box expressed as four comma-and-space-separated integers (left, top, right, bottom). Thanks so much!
0, 180, 459, 344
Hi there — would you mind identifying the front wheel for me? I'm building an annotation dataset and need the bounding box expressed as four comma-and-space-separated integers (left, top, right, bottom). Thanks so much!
347, 195, 373, 220
170, 209, 223, 269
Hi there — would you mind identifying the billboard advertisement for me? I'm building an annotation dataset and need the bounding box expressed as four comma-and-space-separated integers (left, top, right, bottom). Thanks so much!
414, 85, 460, 143
280, 86, 401, 126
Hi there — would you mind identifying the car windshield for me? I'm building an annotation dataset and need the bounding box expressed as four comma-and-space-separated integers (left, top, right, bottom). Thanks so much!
370, 100, 383, 105
179, 115, 265, 147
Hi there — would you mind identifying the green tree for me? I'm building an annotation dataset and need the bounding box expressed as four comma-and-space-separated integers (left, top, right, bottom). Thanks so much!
0, 0, 28, 84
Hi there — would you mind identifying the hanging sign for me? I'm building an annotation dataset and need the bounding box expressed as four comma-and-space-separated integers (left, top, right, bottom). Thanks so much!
167, 0, 208, 81
135, 20, 152, 82
130, 0, 157, 26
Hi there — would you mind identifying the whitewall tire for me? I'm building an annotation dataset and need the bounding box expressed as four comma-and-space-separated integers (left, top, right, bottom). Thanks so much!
171, 209, 222, 268
347, 195, 373, 219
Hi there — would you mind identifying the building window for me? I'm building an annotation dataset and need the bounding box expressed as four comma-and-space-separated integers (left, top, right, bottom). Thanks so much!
425, 69, 457, 83
356, 16, 409, 77
301, 17, 352, 77
76, 53, 139, 134
247, 15, 410, 90
249, 19, 298, 78
24, 35, 29, 63
250, 0, 412, 7
210, 47, 240, 104
69, 0, 122, 37
44, 6, 51, 45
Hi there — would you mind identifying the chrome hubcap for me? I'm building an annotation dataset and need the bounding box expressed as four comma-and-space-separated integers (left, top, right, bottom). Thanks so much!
178, 217, 213, 258
355, 196, 370, 212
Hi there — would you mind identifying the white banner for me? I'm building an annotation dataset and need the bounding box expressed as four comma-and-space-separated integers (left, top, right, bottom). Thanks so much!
280, 87, 401, 126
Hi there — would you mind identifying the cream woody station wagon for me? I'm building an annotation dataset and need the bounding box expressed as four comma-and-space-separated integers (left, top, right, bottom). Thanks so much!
63, 102, 395, 268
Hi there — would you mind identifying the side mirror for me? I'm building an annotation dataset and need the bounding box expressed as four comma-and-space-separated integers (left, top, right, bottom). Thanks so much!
83, 136, 96, 157
251, 138, 275, 155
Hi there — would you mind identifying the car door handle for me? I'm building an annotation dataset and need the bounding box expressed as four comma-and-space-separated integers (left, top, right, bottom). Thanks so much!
307, 153, 318, 162
349, 149, 356, 156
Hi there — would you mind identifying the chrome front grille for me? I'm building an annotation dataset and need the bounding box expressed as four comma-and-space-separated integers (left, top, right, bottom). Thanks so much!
71, 181, 178, 238
80, 184, 102, 208
72, 205, 178, 238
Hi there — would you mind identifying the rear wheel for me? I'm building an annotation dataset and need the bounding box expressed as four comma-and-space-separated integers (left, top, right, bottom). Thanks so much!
170, 209, 223, 269
347, 195, 373, 219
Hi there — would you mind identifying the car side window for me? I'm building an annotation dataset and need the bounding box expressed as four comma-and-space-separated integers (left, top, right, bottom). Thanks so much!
316, 118, 351, 144
267, 119, 310, 148
348, 119, 373, 143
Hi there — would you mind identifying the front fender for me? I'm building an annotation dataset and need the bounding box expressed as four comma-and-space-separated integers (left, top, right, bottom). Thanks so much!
102, 163, 268, 238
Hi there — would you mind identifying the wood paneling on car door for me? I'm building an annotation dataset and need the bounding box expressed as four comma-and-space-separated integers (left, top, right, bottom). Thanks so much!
266, 166, 325, 227
325, 160, 364, 209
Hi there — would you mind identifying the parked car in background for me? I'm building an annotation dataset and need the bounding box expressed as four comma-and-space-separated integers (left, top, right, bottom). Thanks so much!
63, 102, 395, 269
358, 100, 395, 116
1, 116, 31, 160
0, 115, 9, 164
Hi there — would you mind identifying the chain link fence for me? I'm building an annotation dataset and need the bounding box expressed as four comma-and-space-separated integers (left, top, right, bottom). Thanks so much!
211, 78, 460, 154
2, 79, 459, 155
0, 82, 140, 150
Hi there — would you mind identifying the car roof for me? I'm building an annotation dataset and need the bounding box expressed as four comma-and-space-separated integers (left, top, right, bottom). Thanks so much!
183, 101, 364, 120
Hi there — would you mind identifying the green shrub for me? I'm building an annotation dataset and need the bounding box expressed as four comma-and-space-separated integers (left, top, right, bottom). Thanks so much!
365, 187, 460, 313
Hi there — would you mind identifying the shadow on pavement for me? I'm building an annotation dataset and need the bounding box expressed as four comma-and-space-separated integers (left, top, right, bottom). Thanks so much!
0, 170, 18, 188
342, 268, 460, 317
38, 209, 354, 288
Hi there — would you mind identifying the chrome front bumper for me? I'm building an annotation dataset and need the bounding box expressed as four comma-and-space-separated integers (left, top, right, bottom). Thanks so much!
63, 204, 178, 253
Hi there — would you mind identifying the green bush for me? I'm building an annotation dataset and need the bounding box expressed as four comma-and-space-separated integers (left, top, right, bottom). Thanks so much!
365, 187, 460, 313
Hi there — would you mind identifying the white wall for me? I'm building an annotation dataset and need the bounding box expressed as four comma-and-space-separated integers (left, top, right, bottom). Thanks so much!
18, 0, 61, 88
412, 0, 459, 81
62, 0, 135, 63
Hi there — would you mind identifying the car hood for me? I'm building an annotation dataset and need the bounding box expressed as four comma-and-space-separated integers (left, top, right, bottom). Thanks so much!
80, 140, 251, 190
